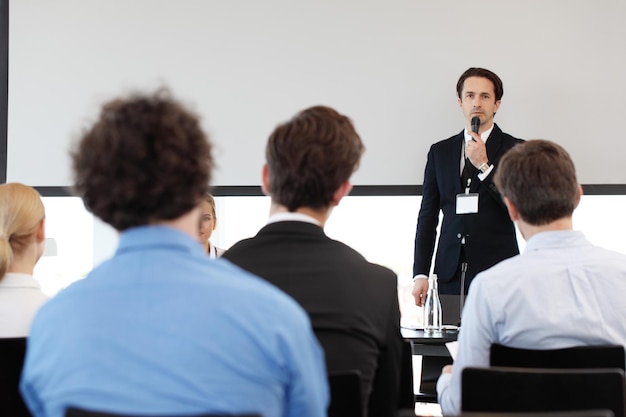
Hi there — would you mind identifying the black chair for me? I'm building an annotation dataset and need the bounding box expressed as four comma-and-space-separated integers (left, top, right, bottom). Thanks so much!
415, 355, 450, 403
458, 411, 614, 417
398, 340, 415, 409
461, 366, 625, 417
65, 409, 260, 417
0, 337, 30, 417
328, 369, 363, 417
490, 343, 625, 370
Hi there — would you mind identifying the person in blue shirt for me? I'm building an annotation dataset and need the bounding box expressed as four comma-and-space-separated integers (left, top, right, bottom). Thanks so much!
19, 88, 329, 417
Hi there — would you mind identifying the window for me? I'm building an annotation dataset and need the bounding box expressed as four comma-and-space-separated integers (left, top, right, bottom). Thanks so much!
34, 194, 626, 328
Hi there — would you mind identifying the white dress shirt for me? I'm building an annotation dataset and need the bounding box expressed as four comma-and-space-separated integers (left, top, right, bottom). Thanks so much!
0, 273, 49, 337
267, 212, 321, 226
208, 242, 225, 259
437, 230, 626, 415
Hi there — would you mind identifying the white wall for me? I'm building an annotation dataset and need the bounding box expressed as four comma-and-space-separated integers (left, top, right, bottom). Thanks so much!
7, 0, 626, 186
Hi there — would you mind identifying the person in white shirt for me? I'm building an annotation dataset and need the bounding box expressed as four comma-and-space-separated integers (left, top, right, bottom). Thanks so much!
0, 183, 49, 337
198, 192, 224, 258
437, 139, 626, 415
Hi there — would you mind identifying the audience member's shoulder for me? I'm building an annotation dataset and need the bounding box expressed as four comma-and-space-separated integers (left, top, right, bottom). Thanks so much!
214, 258, 300, 296
472, 253, 522, 286
324, 237, 369, 263
591, 244, 626, 264
365, 261, 397, 281
327, 238, 397, 280
221, 237, 255, 259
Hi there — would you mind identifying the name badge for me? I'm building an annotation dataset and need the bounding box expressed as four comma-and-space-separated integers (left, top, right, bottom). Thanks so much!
456, 193, 479, 214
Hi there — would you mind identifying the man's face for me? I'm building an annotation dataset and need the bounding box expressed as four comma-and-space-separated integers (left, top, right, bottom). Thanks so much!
458, 76, 501, 131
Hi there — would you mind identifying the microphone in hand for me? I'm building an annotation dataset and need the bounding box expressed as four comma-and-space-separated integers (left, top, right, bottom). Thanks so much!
471, 116, 480, 134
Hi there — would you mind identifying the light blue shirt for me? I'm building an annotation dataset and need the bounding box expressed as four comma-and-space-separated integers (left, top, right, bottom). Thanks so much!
21, 226, 329, 417
437, 230, 626, 415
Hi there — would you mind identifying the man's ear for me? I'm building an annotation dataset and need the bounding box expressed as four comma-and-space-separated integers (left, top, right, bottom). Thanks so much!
261, 165, 270, 196
503, 196, 519, 222
493, 99, 501, 115
331, 181, 352, 207
574, 184, 583, 209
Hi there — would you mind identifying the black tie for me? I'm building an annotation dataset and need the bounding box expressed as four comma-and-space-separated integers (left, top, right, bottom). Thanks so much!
461, 158, 476, 189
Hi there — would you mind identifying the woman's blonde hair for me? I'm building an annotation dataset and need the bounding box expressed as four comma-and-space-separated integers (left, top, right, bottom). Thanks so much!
204, 192, 217, 224
0, 183, 45, 279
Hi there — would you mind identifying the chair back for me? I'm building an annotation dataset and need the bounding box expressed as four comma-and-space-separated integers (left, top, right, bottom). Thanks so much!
490, 344, 625, 370
398, 340, 415, 409
0, 337, 30, 417
461, 366, 625, 417
328, 369, 363, 417
458, 411, 615, 417
65, 409, 260, 417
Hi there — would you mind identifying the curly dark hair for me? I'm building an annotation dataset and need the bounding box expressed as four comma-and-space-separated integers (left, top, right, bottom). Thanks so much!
456, 67, 504, 101
71, 88, 213, 231
265, 106, 364, 211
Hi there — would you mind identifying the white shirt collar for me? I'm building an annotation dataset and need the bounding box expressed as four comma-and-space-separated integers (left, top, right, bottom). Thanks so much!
267, 212, 321, 227
464, 123, 495, 143
0, 273, 41, 289
208, 243, 217, 259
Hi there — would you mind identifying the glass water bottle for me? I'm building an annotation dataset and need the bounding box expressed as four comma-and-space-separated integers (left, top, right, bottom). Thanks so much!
423, 274, 442, 333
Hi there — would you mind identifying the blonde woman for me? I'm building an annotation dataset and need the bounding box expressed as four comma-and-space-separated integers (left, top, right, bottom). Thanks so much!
0, 183, 49, 337
198, 193, 224, 258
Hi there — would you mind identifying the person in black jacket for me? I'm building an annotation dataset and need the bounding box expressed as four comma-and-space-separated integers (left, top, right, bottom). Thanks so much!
412, 67, 523, 322
223, 105, 404, 417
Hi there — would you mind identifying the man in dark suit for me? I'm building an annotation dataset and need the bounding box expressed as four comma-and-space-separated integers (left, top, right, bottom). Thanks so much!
411, 68, 523, 397
223, 106, 404, 417
412, 67, 523, 321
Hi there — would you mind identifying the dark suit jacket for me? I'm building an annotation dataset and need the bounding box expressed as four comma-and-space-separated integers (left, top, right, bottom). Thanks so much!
223, 221, 403, 417
413, 124, 523, 292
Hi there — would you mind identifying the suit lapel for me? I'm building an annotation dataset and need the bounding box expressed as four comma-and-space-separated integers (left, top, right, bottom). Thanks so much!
485, 124, 504, 163
451, 132, 465, 193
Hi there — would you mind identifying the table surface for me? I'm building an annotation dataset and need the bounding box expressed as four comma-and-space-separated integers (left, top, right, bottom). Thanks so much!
401, 327, 458, 401
401, 327, 459, 344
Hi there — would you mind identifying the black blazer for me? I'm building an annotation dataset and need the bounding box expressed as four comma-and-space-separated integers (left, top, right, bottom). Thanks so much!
223, 221, 403, 417
413, 124, 523, 290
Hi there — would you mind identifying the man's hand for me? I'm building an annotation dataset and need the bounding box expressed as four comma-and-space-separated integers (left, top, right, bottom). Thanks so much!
442, 364, 454, 374
412, 278, 429, 307
466, 132, 488, 168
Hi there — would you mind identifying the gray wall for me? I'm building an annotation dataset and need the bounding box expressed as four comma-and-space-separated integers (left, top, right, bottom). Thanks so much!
7, 0, 626, 186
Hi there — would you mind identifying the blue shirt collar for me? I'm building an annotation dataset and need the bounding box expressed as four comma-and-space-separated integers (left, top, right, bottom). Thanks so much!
116, 225, 205, 256
524, 230, 588, 253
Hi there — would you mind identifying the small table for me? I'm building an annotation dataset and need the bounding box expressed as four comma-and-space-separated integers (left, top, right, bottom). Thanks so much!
401, 327, 459, 402
401, 327, 459, 356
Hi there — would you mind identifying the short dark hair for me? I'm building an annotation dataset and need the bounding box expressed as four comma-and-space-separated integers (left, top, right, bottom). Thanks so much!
456, 67, 504, 101
71, 88, 213, 231
265, 106, 364, 211
494, 140, 579, 226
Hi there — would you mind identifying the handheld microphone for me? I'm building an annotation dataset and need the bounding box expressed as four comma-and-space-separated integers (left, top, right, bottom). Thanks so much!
471, 116, 480, 134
